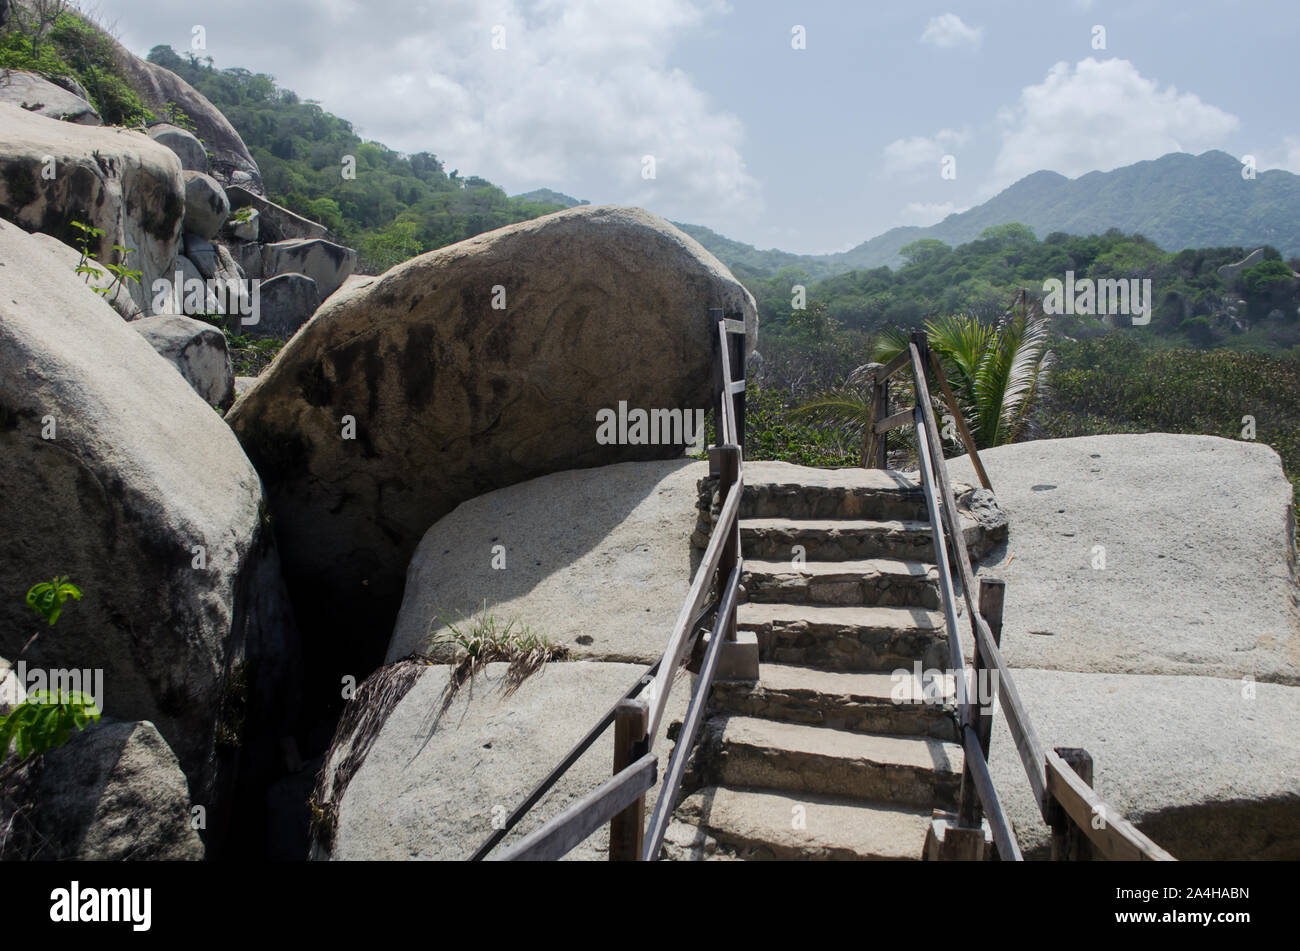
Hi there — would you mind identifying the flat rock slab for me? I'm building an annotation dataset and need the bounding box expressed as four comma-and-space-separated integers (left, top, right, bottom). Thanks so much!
989, 668, 1300, 859
389, 459, 703, 664
323, 660, 687, 861
948, 434, 1300, 683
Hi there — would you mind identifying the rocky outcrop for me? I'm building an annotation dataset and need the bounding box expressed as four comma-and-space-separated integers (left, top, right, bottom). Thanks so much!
0, 720, 205, 861
227, 206, 756, 690
26, 230, 143, 320
0, 103, 185, 315
260, 238, 355, 300
148, 122, 207, 173
227, 185, 327, 242
389, 460, 703, 664
311, 660, 687, 860
1218, 248, 1269, 286
110, 44, 262, 192
0, 219, 300, 819
248, 272, 320, 339
182, 170, 230, 239
947, 434, 1300, 683
0, 69, 100, 125
130, 314, 235, 410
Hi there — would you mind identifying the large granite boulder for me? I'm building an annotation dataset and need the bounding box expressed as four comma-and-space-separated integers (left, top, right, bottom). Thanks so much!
130, 314, 236, 410
227, 206, 755, 690
227, 184, 327, 242
260, 237, 355, 299
0, 103, 184, 315
110, 43, 262, 191
25, 230, 143, 320
947, 434, 1300, 683
0, 69, 100, 125
248, 271, 320, 340
311, 660, 687, 860
989, 670, 1300, 859
0, 720, 205, 861
183, 170, 230, 239
0, 219, 300, 815
389, 460, 702, 664
148, 122, 207, 172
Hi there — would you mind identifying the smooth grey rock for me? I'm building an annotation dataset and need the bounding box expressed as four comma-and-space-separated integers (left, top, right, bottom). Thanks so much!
247, 271, 319, 339
226, 184, 327, 242
390, 460, 703, 664
314, 661, 688, 860
0, 655, 21, 715
228, 206, 755, 677
112, 44, 262, 191
947, 434, 1300, 684
234, 375, 259, 399
0, 103, 184, 315
26, 231, 142, 320
232, 238, 263, 279
0, 219, 301, 805
183, 170, 230, 240
6, 720, 205, 861
183, 231, 219, 279
227, 206, 259, 242
148, 122, 207, 172
260, 237, 356, 299
1218, 248, 1269, 285
989, 668, 1300, 859
0, 69, 100, 125
130, 314, 235, 410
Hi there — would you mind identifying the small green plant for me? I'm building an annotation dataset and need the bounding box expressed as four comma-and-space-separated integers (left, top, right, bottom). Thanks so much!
161, 101, 199, 134
0, 690, 100, 768
1, 576, 96, 776
68, 220, 142, 305
231, 206, 255, 225
25, 576, 81, 627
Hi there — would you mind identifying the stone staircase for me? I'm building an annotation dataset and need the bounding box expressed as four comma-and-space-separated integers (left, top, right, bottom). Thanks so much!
664, 461, 1006, 861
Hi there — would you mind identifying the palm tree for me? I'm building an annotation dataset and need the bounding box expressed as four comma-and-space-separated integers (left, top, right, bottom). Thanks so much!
873, 294, 1055, 448
789, 294, 1054, 460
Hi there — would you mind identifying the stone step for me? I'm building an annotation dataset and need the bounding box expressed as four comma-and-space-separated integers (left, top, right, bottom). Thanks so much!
740, 516, 986, 561
737, 602, 949, 671
665, 786, 932, 861
742, 557, 940, 608
709, 663, 957, 741
741, 462, 929, 522
699, 715, 962, 809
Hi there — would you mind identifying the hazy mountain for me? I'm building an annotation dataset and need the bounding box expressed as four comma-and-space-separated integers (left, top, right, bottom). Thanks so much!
678, 151, 1300, 278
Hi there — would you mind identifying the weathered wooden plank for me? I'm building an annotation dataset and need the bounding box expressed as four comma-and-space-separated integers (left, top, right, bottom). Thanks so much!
642, 563, 743, 860
609, 700, 649, 860
1045, 750, 1176, 861
493, 754, 658, 861
960, 728, 1022, 861
873, 407, 914, 435
643, 472, 742, 743
877, 347, 911, 381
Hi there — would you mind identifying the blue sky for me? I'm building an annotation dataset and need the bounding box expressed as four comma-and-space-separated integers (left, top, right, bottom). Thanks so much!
98, 0, 1300, 254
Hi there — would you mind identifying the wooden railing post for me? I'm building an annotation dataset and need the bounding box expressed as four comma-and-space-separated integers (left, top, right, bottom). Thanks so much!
1047, 747, 1095, 861
956, 578, 1005, 829
707, 307, 723, 451
870, 369, 888, 469
609, 698, 649, 860
711, 444, 741, 641
728, 313, 746, 455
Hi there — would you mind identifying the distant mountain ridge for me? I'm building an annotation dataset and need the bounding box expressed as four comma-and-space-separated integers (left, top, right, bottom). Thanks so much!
512, 188, 588, 208
674, 151, 1300, 279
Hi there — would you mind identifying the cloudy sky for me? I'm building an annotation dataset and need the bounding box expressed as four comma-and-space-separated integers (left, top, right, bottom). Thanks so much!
95, 0, 1300, 254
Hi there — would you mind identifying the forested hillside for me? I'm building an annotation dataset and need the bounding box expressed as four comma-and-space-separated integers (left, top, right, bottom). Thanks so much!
145, 45, 568, 271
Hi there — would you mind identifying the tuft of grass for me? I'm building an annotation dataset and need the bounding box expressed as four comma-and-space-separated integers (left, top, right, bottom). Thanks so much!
427, 605, 568, 715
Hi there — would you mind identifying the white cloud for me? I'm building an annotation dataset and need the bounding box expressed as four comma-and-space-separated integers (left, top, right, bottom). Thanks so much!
988, 58, 1239, 192
920, 13, 983, 49
105, 0, 759, 232
899, 201, 965, 225
882, 128, 968, 176
1258, 135, 1300, 174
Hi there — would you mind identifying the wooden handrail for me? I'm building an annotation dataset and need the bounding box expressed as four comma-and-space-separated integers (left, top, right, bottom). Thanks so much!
642, 560, 743, 859
492, 753, 658, 861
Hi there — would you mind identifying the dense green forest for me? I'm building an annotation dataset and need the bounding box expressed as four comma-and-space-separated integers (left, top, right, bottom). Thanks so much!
749, 223, 1300, 359
144, 45, 568, 272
